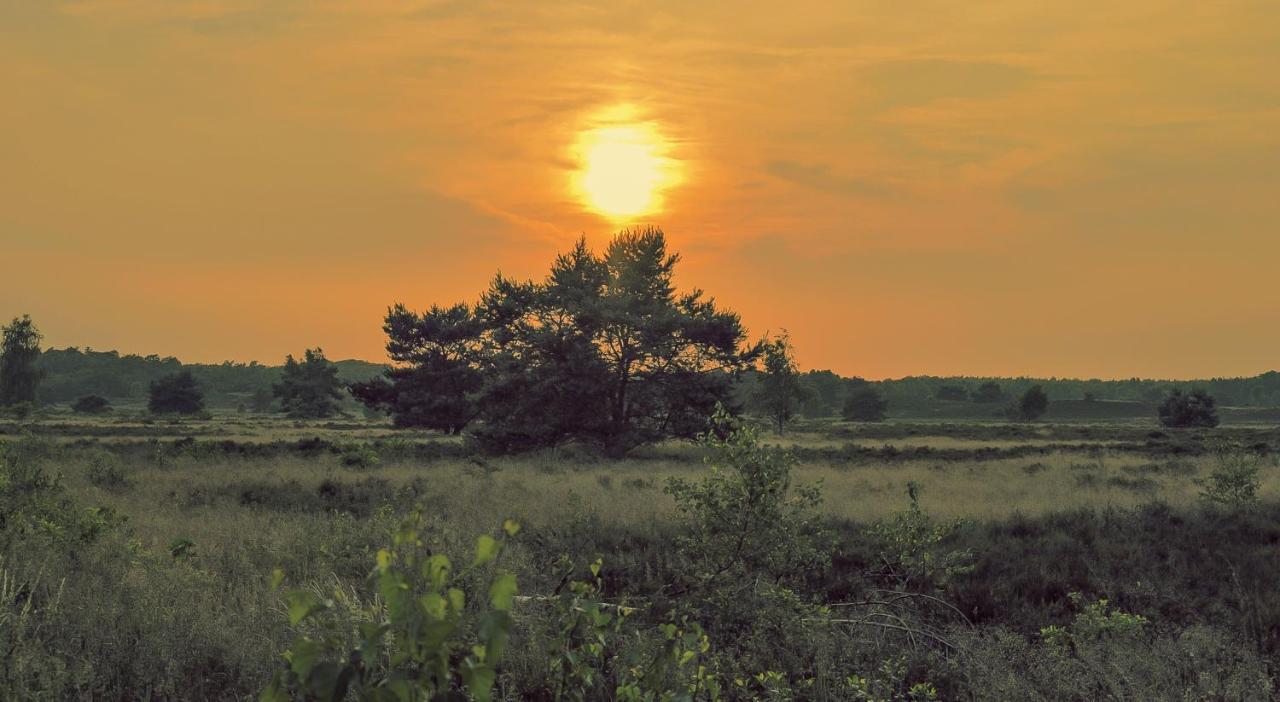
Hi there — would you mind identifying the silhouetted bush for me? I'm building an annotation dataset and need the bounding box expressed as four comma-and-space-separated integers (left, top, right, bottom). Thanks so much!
972, 381, 1004, 403
1011, 385, 1049, 422
71, 394, 111, 414
842, 384, 888, 422
148, 371, 205, 415
1158, 387, 1219, 428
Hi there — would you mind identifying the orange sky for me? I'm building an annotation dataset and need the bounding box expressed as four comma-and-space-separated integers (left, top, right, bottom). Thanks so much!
3, 1, 1278, 379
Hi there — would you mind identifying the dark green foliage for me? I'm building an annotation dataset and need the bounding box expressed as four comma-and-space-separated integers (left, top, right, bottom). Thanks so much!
148, 370, 205, 415
273, 348, 345, 419
475, 229, 757, 454
249, 386, 274, 412
1196, 442, 1259, 509
754, 332, 806, 432
1012, 385, 1049, 422
85, 450, 132, 490
934, 384, 968, 402
33, 346, 385, 408
0, 315, 44, 407
71, 394, 111, 414
971, 381, 1003, 404
797, 370, 847, 418
664, 411, 827, 662
263, 517, 522, 702
842, 382, 888, 422
1159, 387, 1220, 428
350, 303, 483, 433
362, 228, 758, 453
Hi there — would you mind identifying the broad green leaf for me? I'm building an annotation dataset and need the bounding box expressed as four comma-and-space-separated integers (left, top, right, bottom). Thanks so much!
478, 610, 512, 661
378, 571, 410, 620
419, 591, 446, 619
288, 638, 325, 680
359, 622, 388, 650
502, 519, 520, 537
425, 553, 450, 588
489, 572, 517, 611
461, 660, 497, 702
270, 568, 285, 590
447, 587, 465, 612
285, 590, 328, 626
421, 618, 458, 655
474, 534, 499, 566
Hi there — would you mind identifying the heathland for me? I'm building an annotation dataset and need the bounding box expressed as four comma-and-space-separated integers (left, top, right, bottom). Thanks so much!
3, 408, 1280, 700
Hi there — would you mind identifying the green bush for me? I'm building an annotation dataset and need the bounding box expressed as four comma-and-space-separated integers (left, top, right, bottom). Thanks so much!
1197, 442, 1260, 510
85, 450, 132, 490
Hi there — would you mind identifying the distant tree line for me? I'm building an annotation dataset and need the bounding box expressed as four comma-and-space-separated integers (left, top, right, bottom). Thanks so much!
26, 345, 383, 409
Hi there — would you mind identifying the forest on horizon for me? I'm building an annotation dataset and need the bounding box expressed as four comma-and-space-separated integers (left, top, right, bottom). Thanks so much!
30, 342, 1280, 414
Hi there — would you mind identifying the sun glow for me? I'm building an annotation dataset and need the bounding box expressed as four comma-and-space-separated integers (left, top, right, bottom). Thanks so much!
573, 116, 680, 220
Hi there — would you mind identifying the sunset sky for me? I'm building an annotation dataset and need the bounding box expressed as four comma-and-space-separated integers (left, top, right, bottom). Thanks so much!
3, 1, 1278, 379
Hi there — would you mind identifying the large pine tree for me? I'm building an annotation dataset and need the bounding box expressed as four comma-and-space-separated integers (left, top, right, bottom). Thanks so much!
354, 227, 759, 453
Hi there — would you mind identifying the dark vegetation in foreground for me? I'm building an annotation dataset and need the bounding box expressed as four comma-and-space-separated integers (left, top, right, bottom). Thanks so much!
3, 424, 1279, 700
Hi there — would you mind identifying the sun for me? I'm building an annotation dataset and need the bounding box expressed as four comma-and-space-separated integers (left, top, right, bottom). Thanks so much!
573, 118, 680, 220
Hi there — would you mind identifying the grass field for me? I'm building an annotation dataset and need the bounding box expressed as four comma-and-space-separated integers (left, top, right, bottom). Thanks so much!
4, 410, 1280, 699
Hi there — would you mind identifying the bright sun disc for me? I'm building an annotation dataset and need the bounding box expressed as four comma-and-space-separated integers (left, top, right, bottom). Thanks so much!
574, 121, 678, 219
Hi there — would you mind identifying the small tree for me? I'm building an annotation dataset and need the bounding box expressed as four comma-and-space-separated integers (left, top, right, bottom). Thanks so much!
972, 381, 1004, 404
274, 348, 345, 419
755, 331, 806, 433
1197, 442, 1259, 510
1012, 385, 1049, 421
843, 381, 888, 422
71, 395, 111, 414
0, 315, 44, 407
148, 370, 204, 415
1158, 388, 1219, 428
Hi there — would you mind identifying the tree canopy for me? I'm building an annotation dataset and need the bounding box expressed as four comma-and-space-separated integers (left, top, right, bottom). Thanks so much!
842, 380, 888, 422
148, 370, 205, 415
355, 227, 759, 453
274, 348, 345, 418
755, 332, 806, 432
0, 315, 44, 407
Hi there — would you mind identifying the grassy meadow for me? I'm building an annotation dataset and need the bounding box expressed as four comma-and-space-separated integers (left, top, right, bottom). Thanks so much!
4, 409, 1280, 700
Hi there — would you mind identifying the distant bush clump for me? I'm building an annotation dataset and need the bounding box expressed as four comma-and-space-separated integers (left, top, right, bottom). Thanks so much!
843, 383, 888, 422
148, 370, 205, 415
71, 394, 111, 414
1158, 387, 1219, 428
1011, 385, 1049, 422
972, 381, 1004, 404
